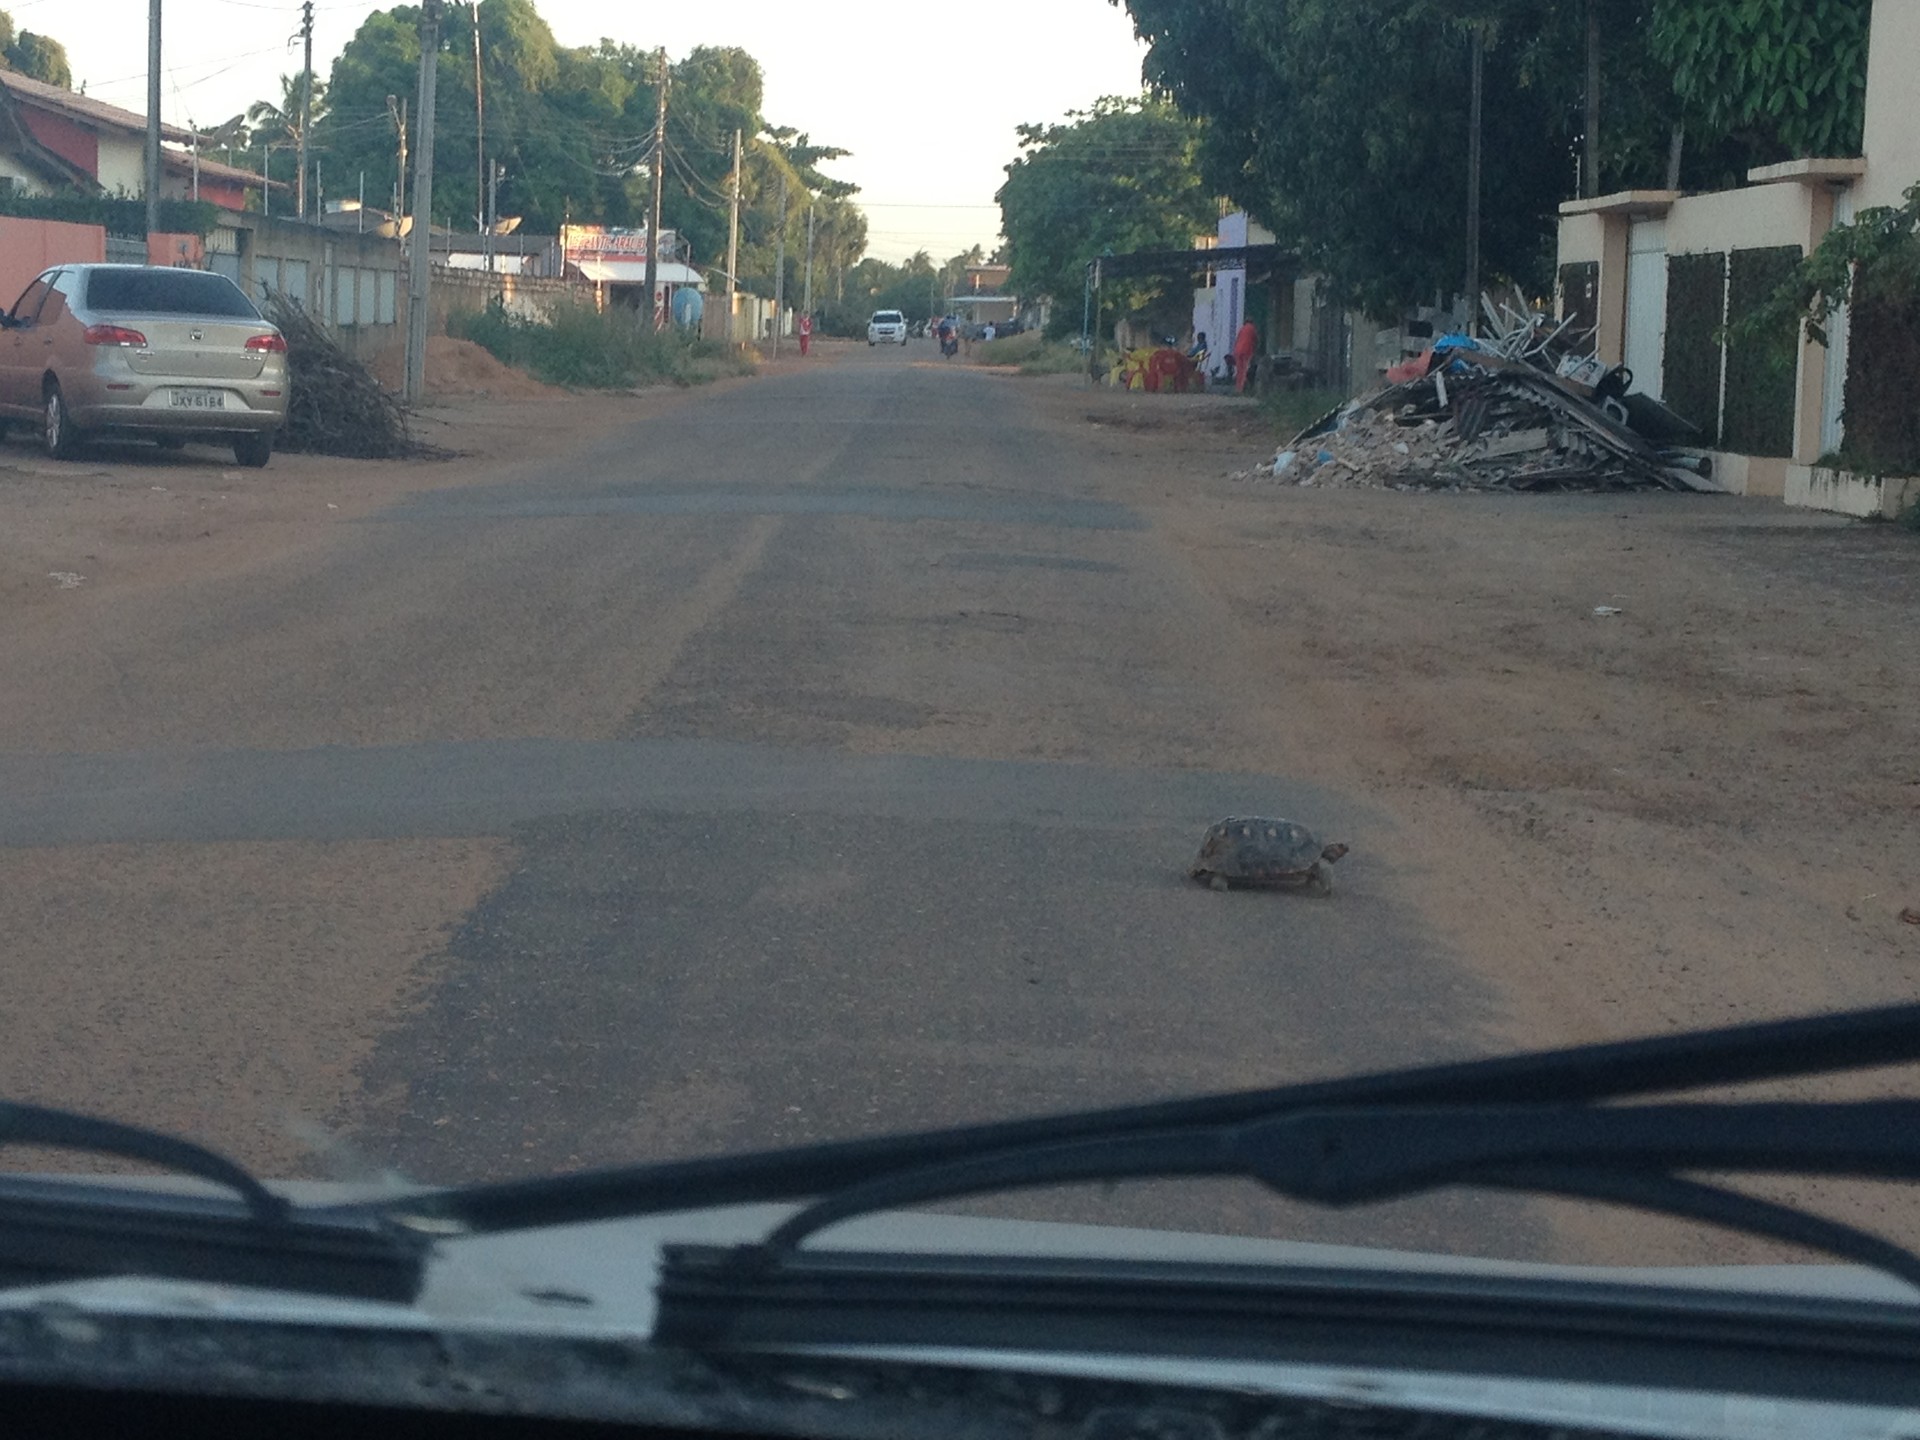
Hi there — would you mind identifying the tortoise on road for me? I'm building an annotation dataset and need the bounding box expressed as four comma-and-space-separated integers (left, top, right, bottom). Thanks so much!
1189, 817, 1349, 896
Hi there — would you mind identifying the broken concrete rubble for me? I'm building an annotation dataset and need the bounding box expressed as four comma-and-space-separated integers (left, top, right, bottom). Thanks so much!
1261, 307, 1718, 494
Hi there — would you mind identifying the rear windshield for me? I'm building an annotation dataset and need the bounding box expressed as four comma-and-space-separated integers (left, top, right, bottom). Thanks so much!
84, 269, 261, 319
871, 312, 903, 325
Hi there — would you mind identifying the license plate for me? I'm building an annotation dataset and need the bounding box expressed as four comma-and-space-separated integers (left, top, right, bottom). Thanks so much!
169, 389, 226, 410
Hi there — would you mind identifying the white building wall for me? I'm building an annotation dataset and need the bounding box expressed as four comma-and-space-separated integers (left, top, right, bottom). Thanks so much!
95, 133, 146, 195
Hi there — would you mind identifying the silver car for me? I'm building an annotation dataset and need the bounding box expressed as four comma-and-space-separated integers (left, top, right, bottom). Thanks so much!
0, 264, 288, 468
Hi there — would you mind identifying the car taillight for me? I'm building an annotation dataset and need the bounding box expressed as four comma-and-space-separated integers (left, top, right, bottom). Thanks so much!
83, 324, 147, 347
245, 333, 288, 353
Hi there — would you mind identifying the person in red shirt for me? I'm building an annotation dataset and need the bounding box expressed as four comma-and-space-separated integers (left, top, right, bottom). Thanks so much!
1231, 320, 1259, 395
797, 312, 813, 357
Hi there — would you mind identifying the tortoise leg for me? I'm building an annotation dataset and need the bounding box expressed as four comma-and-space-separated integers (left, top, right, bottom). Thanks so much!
1306, 861, 1333, 897
1209, 875, 1231, 892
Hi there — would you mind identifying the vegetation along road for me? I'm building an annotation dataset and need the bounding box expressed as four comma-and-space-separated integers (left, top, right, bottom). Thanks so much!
2, 340, 1915, 1266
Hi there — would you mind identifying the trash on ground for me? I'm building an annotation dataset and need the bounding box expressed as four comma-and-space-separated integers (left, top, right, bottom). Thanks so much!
263, 290, 429, 459
47, 572, 84, 588
1593, 606, 1623, 617
1259, 294, 1717, 494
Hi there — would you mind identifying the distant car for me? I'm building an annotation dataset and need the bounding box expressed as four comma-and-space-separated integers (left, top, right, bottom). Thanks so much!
867, 310, 908, 346
0, 264, 288, 467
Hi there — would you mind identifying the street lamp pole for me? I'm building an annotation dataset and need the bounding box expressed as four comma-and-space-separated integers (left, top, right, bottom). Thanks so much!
146, 0, 162, 236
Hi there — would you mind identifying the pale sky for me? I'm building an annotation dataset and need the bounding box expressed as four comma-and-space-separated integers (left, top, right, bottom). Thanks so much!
28, 0, 1151, 262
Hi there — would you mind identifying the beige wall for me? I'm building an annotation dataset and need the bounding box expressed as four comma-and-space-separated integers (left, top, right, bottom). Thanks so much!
1858, 0, 1920, 209
95, 133, 144, 195
1663, 183, 1814, 255
1557, 212, 1607, 266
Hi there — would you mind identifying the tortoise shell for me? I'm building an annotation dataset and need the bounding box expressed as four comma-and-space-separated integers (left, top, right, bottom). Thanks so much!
1189, 816, 1349, 893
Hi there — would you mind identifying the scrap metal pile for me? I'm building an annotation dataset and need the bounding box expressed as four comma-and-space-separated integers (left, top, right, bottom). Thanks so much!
264, 290, 424, 459
1268, 300, 1716, 494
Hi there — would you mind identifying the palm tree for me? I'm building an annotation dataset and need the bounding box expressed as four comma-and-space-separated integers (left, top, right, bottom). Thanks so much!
247, 71, 328, 216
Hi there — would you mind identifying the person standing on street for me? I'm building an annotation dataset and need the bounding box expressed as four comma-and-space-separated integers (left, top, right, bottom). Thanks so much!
797, 311, 813, 357
1232, 319, 1259, 395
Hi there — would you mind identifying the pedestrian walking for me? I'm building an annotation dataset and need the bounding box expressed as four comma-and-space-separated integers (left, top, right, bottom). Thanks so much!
1232, 320, 1259, 395
797, 312, 813, 357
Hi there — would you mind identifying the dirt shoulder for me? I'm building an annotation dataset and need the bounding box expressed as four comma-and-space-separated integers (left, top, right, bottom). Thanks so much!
0, 379, 726, 623
1026, 372, 1920, 1258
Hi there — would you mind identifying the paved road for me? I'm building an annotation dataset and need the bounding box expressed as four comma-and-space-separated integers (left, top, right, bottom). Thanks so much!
5, 344, 1538, 1255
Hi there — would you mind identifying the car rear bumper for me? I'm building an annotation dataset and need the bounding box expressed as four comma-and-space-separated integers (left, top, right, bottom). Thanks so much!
68, 384, 286, 436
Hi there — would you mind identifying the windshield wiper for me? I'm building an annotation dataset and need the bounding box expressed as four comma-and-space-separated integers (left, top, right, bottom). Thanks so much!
392, 1000, 1920, 1236
0, 1103, 426, 1301
736, 1099, 1920, 1289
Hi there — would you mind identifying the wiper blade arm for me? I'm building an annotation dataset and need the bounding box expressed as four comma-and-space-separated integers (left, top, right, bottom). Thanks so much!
397, 1001, 1920, 1234
0, 1103, 427, 1302
746, 1100, 1920, 1289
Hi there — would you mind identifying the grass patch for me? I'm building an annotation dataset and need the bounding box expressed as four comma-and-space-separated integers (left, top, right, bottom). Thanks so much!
450, 299, 753, 389
975, 331, 1089, 375
1260, 387, 1351, 439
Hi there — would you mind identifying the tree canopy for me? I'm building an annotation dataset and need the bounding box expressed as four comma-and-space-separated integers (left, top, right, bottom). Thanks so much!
996, 95, 1216, 337
1115, 0, 1875, 316
307, 0, 860, 293
0, 8, 73, 88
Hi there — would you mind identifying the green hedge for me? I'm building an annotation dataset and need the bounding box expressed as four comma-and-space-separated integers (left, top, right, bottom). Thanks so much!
1722, 247, 1801, 458
1843, 274, 1920, 475
449, 298, 752, 388
1664, 252, 1727, 445
0, 191, 220, 238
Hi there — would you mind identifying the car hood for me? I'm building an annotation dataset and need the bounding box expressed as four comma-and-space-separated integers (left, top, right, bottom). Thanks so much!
3, 1180, 1917, 1440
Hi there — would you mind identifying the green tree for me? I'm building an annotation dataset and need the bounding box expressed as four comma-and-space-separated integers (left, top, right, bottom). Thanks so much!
1117, 0, 1874, 317
247, 71, 328, 151
1650, 0, 1872, 159
995, 95, 1215, 337
0, 8, 73, 88
313, 3, 850, 248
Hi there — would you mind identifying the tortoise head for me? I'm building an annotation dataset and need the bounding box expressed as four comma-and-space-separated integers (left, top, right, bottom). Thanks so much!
1320, 842, 1350, 864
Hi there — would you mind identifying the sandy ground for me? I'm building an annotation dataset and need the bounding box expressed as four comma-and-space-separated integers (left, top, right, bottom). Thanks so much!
2, 359, 1916, 1265
0, 839, 506, 1178
1047, 380, 1920, 1255
0, 378, 721, 1174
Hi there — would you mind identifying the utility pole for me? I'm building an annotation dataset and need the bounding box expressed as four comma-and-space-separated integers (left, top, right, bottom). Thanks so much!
725, 127, 741, 345
387, 95, 408, 222
485, 161, 499, 272
404, 0, 443, 406
644, 47, 668, 330
802, 201, 815, 319
1583, 0, 1601, 199
470, 0, 484, 233
297, 0, 313, 218
145, 0, 161, 236
1465, 22, 1485, 333
771, 172, 787, 358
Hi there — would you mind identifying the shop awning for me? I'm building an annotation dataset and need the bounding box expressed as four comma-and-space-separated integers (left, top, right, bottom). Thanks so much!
573, 259, 705, 288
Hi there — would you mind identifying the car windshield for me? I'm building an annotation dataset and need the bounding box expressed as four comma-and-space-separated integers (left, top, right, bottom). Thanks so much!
83, 268, 261, 318
5, 4, 1919, 1418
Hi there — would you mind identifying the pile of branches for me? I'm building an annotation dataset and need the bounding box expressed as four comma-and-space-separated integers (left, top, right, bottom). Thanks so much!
263, 290, 421, 459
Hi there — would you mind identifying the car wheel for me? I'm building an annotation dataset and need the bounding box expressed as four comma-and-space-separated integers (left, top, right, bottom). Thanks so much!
232, 431, 273, 469
43, 383, 83, 461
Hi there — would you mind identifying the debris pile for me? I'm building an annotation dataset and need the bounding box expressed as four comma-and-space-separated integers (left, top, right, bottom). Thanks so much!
264, 290, 423, 459
1266, 298, 1716, 494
